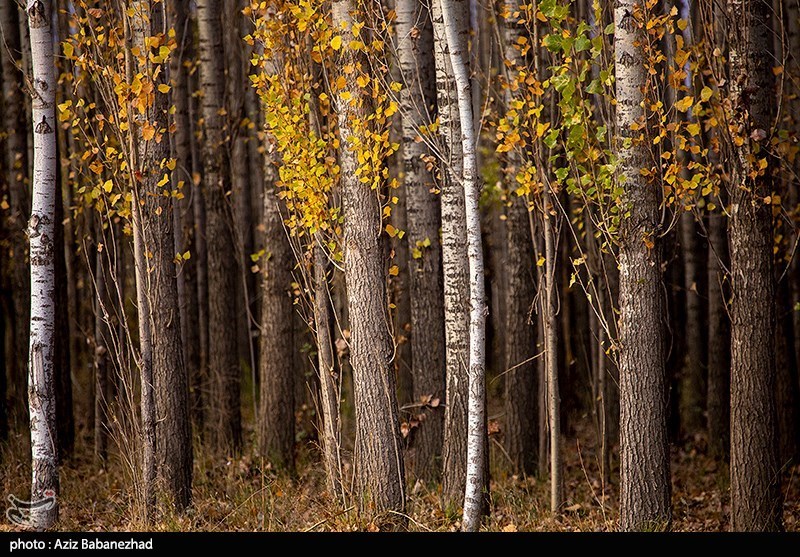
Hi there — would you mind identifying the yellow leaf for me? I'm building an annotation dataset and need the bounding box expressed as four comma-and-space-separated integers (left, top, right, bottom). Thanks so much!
102, 180, 113, 193
157, 174, 170, 187
390, 81, 402, 92
142, 122, 156, 141
335, 75, 347, 90
388, 265, 399, 276
675, 96, 693, 112
331, 35, 342, 51
385, 101, 398, 117
385, 224, 398, 237
62, 42, 74, 58
686, 123, 700, 136
537, 256, 545, 267
158, 83, 171, 94
536, 121, 550, 138
700, 86, 712, 102
356, 75, 370, 88
166, 158, 177, 171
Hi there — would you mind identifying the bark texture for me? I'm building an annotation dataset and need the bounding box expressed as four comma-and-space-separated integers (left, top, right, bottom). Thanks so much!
431, 0, 470, 512
396, 0, 446, 486
726, 0, 782, 531
258, 187, 295, 472
25, 0, 59, 531
500, 0, 537, 477
332, 0, 405, 519
615, 0, 671, 531
197, 0, 241, 453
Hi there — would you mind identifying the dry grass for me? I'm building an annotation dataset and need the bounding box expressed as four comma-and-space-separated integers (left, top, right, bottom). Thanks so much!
1, 420, 798, 532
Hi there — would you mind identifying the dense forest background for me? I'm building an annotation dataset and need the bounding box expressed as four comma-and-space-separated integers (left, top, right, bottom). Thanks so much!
1, 0, 800, 532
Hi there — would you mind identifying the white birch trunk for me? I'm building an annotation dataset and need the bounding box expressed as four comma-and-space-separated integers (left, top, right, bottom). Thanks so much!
431, 0, 471, 511
25, 0, 59, 531
437, 0, 487, 532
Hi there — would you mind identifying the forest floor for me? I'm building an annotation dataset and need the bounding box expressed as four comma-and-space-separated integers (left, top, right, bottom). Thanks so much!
2, 419, 799, 532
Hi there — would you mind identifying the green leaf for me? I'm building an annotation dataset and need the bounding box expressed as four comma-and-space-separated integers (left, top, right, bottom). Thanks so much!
544, 128, 559, 149
574, 35, 591, 52
542, 33, 562, 52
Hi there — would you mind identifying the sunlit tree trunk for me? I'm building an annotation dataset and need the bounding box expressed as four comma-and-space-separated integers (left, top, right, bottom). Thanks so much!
431, 0, 470, 512
331, 0, 405, 520
615, 0, 671, 531
436, 0, 487, 532
24, 0, 59, 530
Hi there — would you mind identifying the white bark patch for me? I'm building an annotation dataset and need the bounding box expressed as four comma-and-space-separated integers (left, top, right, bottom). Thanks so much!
26, 0, 59, 531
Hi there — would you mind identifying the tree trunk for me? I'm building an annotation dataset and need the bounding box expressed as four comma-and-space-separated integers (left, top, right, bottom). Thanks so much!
775, 283, 798, 465
2, 0, 30, 429
189, 62, 208, 438
396, 0, 446, 486
787, 0, 800, 452
131, 0, 193, 512
436, 0, 487, 531
168, 0, 202, 439
25, 0, 59, 530
93, 235, 111, 463
615, 0, 671, 531
331, 0, 405, 520
313, 242, 344, 503
500, 0, 537, 477
726, 0, 782, 532
542, 190, 561, 514
678, 211, 704, 438
53, 168, 73, 460
197, 0, 241, 453
706, 210, 730, 459
257, 184, 295, 472
431, 0, 470, 512
308, 86, 344, 502
0, 295, 7, 442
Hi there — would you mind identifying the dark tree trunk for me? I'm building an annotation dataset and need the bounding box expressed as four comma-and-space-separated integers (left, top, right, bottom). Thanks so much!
168, 0, 202, 440
93, 233, 111, 463
189, 52, 208, 437
775, 283, 798, 465
678, 213, 704, 438
54, 162, 73, 460
133, 0, 193, 511
706, 210, 730, 460
500, 0, 537, 477
197, 0, 241, 453
726, 0, 782, 532
1, 0, 30, 427
257, 185, 295, 472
